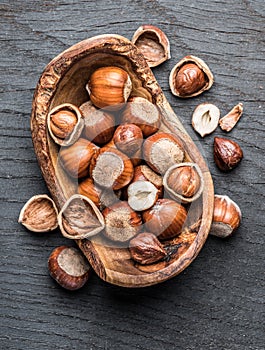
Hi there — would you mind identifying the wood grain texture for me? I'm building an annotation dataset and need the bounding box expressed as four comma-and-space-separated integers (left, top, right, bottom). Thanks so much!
0, 0, 264, 349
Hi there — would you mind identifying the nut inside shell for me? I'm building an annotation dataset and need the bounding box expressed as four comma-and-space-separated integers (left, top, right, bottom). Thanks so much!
47, 103, 84, 146
18, 194, 58, 232
169, 55, 214, 98
131, 25, 171, 67
58, 194, 105, 239
163, 162, 204, 204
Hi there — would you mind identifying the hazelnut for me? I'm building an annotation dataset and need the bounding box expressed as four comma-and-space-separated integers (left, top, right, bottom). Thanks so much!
210, 195, 241, 238
127, 180, 158, 211
143, 132, 185, 174
219, 103, 243, 132
58, 194, 105, 240
129, 232, 166, 265
121, 97, 161, 137
47, 103, 84, 146
142, 198, 187, 240
131, 25, 171, 67
90, 146, 134, 190
163, 162, 204, 204
48, 246, 91, 290
86, 66, 132, 109
169, 55, 214, 98
102, 201, 142, 242
133, 165, 163, 198
59, 138, 98, 178
113, 123, 143, 156
192, 103, 220, 137
79, 101, 115, 145
18, 194, 58, 232
78, 177, 121, 210
213, 137, 243, 171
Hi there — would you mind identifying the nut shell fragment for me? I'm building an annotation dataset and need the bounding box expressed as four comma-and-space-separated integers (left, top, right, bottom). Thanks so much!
169, 55, 214, 98
131, 25, 171, 67
18, 194, 58, 232
47, 103, 84, 146
219, 103, 243, 132
192, 103, 220, 137
58, 194, 105, 240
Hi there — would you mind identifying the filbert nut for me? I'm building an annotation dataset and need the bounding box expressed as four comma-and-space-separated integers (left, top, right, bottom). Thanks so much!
59, 138, 98, 178
210, 195, 242, 238
132, 165, 163, 198
192, 103, 220, 137
113, 123, 143, 156
79, 101, 115, 145
127, 180, 158, 211
102, 201, 142, 242
163, 162, 204, 203
143, 132, 185, 174
169, 55, 214, 98
214, 136, 243, 171
86, 66, 132, 109
48, 246, 91, 290
129, 232, 167, 265
142, 198, 187, 240
47, 103, 84, 146
18, 194, 58, 232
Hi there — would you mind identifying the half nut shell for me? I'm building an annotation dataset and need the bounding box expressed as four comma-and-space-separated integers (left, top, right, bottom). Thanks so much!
169, 55, 214, 98
131, 25, 171, 67
163, 162, 204, 204
58, 194, 105, 240
18, 194, 58, 232
47, 103, 84, 146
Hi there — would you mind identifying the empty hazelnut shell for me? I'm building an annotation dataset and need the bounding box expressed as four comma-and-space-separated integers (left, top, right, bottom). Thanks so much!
131, 25, 171, 67
163, 162, 204, 204
169, 55, 214, 98
18, 194, 58, 232
47, 103, 84, 146
58, 194, 105, 240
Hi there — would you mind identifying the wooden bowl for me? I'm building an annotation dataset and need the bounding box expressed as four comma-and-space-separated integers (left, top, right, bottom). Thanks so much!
31, 34, 214, 287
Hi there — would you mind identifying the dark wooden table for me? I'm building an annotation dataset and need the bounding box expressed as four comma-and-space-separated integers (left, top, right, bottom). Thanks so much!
1, 1, 264, 349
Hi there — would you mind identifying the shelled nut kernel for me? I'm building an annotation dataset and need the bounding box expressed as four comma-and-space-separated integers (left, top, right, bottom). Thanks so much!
169, 55, 214, 98
127, 180, 158, 211
129, 232, 167, 264
18, 194, 58, 232
48, 246, 91, 290
192, 103, 220, 137
47, 103, 84, 146
214, 137, 243, 171
113, 124, 143, 156
86, 66, 132, 109
132, 165, 163, 198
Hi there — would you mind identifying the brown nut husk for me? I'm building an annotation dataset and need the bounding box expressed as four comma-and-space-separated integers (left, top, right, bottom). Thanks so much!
192, 103, 220, 137
86, 66, 132, 109
219, 102, 243, 132
163, 162, 204, 204
58, 194, 105, 240
142, 198, 188, 240
131, 25, 171, 67
210, 195, 242, 238
102, 201, 142, 242
214, 137, 243, 171
18, 194, 58, 232
48, 246, 91, 290
169, 55, 214, 98
47, 103, 84, 146
129, 232, 166, 265
79, 101, 115, 145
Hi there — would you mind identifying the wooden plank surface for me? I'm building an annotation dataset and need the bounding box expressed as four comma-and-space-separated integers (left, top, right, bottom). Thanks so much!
0, 0, 264, 349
